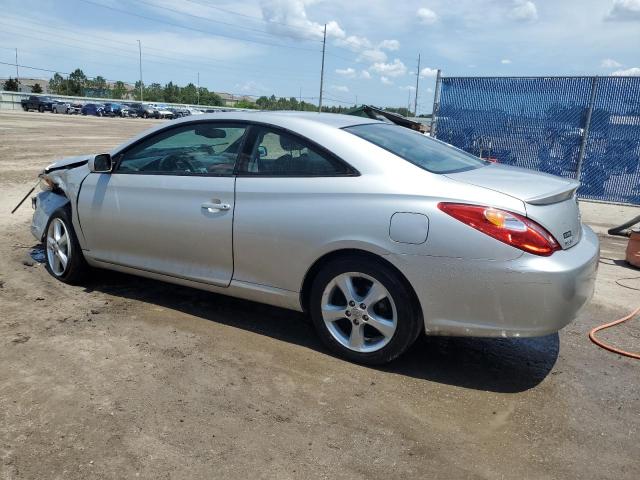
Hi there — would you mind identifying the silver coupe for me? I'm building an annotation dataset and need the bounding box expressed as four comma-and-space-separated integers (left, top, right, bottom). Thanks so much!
31, 112, 599, 364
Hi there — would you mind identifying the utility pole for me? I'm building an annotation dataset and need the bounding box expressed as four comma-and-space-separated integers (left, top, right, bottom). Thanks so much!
137, 40, 143, 101
318, 23, 326, 112
15, 48, 19, 88
414, 53, 420, 116
197, 72, 200, 105
355, 95, 358, 106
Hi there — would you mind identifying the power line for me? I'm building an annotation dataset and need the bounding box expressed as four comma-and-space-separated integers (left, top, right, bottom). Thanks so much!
77, 0, 321, 53
184, 0, 324, 35
0, 20, 321, 80
133, 0, 322, 43
0, 26, 322, 84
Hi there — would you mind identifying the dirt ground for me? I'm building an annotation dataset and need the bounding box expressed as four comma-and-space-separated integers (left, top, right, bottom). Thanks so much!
1, 110, 639, 480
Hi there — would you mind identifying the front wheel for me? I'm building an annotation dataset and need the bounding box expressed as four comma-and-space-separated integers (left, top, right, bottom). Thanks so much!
38, 105, 45, 113
309, 257, 422, 365
44, 209, 88, 284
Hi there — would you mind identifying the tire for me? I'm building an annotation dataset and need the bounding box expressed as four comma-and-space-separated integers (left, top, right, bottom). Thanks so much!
44, 208, 89, 285
22, 105, 28, 111
143, 112, 149, 119
38, 105, 45, 113
309, 257, 422, 365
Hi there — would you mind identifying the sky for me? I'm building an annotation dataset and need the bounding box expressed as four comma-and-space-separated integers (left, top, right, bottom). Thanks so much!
1, 0, 639, 113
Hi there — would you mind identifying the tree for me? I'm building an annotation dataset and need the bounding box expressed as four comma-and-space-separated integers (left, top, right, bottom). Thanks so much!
145, 83, 163, 102
180, 83, 198, 104
112, 81, 127, 99
3, 77, 20, 91
31, 83, 43, 93
67, 68, 87, 95
48, 73, 66, 95
235, 99, 258, 109
163, 81, 180, 103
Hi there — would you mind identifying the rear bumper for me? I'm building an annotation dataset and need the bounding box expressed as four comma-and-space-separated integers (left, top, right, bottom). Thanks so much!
390, 225, 599, 337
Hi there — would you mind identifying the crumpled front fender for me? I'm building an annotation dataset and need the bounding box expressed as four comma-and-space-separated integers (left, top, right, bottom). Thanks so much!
31, 191, 69, 241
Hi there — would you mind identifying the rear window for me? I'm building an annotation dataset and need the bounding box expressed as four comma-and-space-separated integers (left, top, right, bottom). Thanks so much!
344, 123, 488, 174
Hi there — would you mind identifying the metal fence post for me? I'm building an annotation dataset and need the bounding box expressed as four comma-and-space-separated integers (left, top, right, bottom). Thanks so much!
575, 76, 598, 181
430, 69, 442, 137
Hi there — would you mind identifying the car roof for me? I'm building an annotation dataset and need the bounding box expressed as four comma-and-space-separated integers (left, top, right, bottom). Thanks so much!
171, 110, 381, 130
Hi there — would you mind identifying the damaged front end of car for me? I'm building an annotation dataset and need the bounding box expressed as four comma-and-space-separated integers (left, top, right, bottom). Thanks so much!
30, 155, 93, 242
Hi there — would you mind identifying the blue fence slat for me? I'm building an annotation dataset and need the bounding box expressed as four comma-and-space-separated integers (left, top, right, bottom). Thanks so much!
433, 76, 640, 205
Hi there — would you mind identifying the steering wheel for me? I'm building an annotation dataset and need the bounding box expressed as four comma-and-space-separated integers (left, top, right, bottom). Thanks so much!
158, 154, 197, 173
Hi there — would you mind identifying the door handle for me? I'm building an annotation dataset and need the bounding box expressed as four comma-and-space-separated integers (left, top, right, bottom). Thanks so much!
201, 202, 231, 212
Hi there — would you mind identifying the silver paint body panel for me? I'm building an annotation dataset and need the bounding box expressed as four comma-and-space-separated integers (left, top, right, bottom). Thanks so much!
31, 111, 599, 337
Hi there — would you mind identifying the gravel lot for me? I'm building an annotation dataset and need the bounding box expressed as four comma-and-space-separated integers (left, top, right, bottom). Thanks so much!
1, 110, 639, 480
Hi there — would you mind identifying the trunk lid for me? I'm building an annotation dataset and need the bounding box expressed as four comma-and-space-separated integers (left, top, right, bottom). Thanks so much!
445, 164, 582, 250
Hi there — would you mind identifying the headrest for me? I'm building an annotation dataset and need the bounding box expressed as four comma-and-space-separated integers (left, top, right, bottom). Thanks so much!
279, 134, 302, 151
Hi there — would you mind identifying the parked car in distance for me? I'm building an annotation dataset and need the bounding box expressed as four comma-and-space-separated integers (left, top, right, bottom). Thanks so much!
30, 112, 599, 365
80, 103, 106, 116
103, 103, 129, 117
127, 103, 157, 118
168, 107, 189, 118
21, 95, 55, 112
187, 107, 204, 115
153, 104, 174, 119
52, 101, 80, 114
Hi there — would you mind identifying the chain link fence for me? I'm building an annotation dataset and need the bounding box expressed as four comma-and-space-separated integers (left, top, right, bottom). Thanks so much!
431, 76, 640, 205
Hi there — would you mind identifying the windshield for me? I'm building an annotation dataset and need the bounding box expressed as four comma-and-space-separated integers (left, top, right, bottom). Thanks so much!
344, 123, 488, 174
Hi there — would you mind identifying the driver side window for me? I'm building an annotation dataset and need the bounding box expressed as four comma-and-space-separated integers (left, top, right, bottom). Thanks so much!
116, 123, 247, 176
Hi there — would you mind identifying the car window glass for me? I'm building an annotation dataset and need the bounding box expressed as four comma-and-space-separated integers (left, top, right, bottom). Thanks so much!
117, 123, 247, 175
345, 123, 488, 174
247, 127, 348, 176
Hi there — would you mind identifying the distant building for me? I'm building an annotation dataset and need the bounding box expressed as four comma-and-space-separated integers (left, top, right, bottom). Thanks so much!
0, 77, 50, 94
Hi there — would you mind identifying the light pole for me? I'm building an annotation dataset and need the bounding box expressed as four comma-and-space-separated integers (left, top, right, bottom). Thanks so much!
137, 40, 143, 101
15, 48, 19, 88
197, 72, 200, 105
318, 23, 326, 112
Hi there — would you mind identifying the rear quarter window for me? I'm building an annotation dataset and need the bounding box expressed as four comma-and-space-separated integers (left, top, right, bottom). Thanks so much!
344, 123, 488, 174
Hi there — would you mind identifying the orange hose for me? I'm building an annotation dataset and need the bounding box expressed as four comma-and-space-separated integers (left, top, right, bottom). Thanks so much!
589, 307, 640, 360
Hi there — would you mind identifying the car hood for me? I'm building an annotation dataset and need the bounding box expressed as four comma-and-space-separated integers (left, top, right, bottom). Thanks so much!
44, 154, 92, 173
444, 163, 579, 205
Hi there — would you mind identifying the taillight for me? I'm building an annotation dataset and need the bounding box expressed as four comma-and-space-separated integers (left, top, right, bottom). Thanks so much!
438, 203, 560, 256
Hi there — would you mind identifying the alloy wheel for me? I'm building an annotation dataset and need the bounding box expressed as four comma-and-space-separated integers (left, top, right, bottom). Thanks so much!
321, 272, 397, 353
46, 218, 71, 276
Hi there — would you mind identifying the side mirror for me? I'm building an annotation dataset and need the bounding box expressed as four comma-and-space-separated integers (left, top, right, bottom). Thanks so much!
89, 153, 112, 173
258, 145, 268, 158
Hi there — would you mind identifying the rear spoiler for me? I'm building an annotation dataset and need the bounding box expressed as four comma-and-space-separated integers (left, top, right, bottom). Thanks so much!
526, 181, 580, 205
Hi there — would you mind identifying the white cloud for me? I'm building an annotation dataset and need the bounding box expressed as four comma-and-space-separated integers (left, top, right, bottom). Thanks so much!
380, 76, 393, 85
611, 67, 640, 76
235, 80, 268, 93
261, 0, 344, 40
331, 84, 349, 92
335, 67, 356, 78
417, 7, 438, 25
606, 0, 640, 21
501, 59, 512, 64
508, 0, 538, 22
357, 49, 388, 63
360, 70, 372, 79
419, 67, 438, 77
601, 58, 622, 68
370, 59, 407, 77
378, 39, 400, 51
335, 34, 372, 52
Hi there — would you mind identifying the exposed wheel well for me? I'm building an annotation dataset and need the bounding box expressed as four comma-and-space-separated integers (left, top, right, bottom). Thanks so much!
300, 249, 423, 321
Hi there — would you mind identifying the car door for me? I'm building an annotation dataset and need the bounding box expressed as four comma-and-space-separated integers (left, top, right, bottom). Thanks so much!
77, 121, 248, 287
233, 125, 359, 292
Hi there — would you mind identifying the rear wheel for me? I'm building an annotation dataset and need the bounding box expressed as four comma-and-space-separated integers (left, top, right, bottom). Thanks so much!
44, 209, 88, 284
309, 257, 422, 365
38, 105, 45, 113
